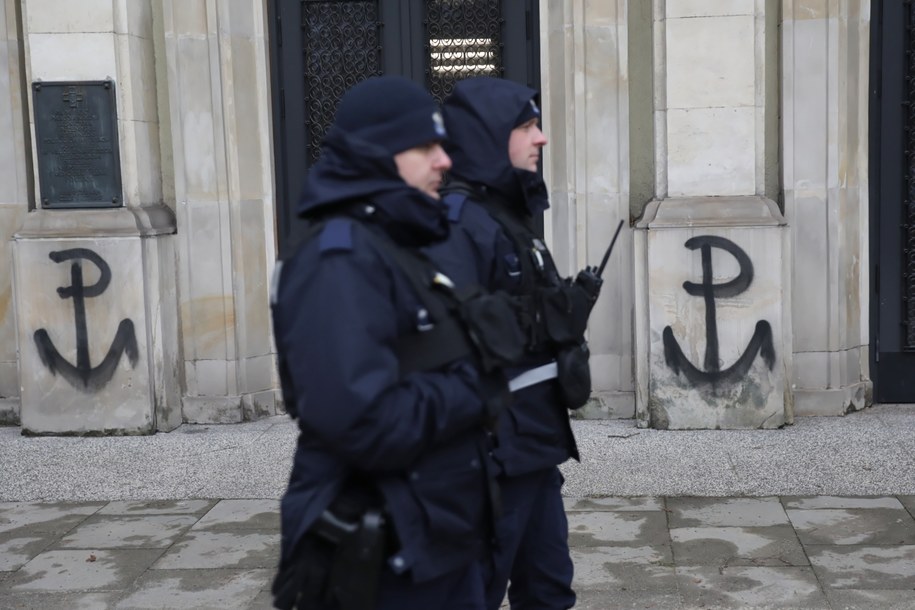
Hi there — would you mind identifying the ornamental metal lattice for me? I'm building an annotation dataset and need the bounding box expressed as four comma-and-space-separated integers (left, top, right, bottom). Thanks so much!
906, 1, 915, 349
424, 0, 503, 103
302, 0, 381, 163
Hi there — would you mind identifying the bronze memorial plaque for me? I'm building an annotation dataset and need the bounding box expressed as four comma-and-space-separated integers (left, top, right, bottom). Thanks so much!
32, 80, 122, 208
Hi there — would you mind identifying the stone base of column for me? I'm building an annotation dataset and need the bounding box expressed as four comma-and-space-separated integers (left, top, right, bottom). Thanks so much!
572, 391, 636, 420
634, 196, 793, 429
182, 389, 281, 424
794, 382, 872, 417
12, 206, 180, 435
0, 399, 18, 425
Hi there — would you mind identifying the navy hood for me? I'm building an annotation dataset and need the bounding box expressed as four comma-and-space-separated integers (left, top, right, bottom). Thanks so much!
441, 77, 548, 215
296, 125, 449, 247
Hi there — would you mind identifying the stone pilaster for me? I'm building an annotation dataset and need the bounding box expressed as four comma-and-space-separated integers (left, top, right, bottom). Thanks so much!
12, 0, 180, 434
0, 0, 29, 424
634, 0, 793, 428
782, 0, 872, 415
540, 0, 635, 418
157, 1, 279, 423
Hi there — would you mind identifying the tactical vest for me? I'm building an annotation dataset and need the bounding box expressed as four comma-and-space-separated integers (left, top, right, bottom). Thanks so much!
441, 186, 594, 409
272, 205, 525, 418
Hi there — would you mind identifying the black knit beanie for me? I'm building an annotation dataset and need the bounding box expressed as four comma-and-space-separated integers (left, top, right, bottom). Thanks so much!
333, 76, 447, 155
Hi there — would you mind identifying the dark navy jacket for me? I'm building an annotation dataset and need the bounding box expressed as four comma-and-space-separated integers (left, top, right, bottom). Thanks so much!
424, 77, 578, 477
272, 125, 494, 583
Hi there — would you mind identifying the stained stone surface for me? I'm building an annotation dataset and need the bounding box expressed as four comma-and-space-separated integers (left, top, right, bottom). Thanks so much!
0, 534, 54, 571
782, 495, 906, 510
0, 501, 104, 535
3, 548, 163, 592
58, 515, 198, 549
190, 499, 280, 531
667, 497, 789, 528
114, 568, 271, 609
152, 530, 279, 570
98, 500, 216, 516
567, 511, 669, 547
900, 495, 915, 517
669, 525, 808, 566
787, 508, 915, 545
807, 545, 915, 589
825, 588, 915, 609
676, 566, 829, 608
574, 589, 682, 610
564, 496, 664, 512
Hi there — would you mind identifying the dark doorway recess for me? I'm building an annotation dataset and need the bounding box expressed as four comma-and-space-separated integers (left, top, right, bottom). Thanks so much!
268, 0, 540, 253
870, 0, 915, 402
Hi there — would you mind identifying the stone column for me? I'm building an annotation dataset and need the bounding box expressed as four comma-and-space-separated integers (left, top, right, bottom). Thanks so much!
540, 0, 635, 418
633, 0, 793, 428
12, 0, 181, 434
0, 0, 29, 424
782, 0, 871, 415
157, 1, 279, 422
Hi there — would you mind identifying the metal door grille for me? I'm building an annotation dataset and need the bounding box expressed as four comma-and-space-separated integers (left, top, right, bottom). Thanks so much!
424, 0, 503, 103
905, 2, 915, 348
302, 0, 382, 163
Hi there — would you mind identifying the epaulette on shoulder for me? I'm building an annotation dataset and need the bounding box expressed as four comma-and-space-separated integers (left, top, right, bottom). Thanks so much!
442, 192, 469, 223
318, 218, 354, 254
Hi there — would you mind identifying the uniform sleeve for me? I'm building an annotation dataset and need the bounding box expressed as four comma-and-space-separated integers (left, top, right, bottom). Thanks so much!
274, 244, 485, 472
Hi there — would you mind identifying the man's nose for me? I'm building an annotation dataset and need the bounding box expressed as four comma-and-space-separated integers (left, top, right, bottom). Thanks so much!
534, 127, 548, 147
434, 145, 452, 170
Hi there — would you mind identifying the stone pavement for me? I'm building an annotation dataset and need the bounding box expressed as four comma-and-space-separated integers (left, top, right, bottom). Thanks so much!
1, 404, 915, 609
3, 496, 915, 608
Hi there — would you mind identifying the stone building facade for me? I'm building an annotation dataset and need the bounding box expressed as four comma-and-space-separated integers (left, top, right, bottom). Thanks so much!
0, 1, 888, 433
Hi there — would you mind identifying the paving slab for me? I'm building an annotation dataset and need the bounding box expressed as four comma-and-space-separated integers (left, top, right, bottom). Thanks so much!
825, 588, 915, 609
670, 525, 808, 567
787, 508, 915, 545
0, 591, 122, 609
571, 561, 678, 594
667, 497, 789, 528
900, 495, 915, 518
0, 502, 104, 535
152, 530, 279, 570
245, 590, 275, 610
807, 545, 915, 589
0, 534, 56, 571
782, 495, 906, 510
98, 500, 216, 516
573, 588, 681, 609
58, 515, 198, 549
570, 544, 672, 569
563, 497, 664, 512
567, 511, 669, 548
192, 500, 280, 531
676, 565, 829, 609
1, 549, 164, 593
114, 568, 272, 609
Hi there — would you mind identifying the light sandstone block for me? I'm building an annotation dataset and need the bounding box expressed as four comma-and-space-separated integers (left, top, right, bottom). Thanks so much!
635, 197, 791, 429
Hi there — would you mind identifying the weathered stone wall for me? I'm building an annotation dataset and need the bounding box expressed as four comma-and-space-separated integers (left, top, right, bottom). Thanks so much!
0, 0, 29, 424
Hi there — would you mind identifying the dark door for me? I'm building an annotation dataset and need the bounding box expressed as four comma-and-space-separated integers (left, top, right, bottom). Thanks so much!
268, 0, 540, 253
870, 0, 915, 402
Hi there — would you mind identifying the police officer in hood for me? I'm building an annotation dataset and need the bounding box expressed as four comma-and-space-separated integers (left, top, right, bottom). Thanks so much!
426, 77, 603, 610
271, 76, 520, 610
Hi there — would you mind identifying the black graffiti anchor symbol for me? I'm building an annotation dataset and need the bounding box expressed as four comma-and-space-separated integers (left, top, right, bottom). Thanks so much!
34, 248, 139, 392
662, 236, 775, 386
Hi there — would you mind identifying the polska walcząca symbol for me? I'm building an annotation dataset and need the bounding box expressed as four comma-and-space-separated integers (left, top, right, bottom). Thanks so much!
34, 248, 138, 392
662, 236, 775, 386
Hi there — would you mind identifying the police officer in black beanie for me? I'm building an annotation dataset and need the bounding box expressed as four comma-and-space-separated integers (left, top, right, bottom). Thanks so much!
270, 76, 515, 610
